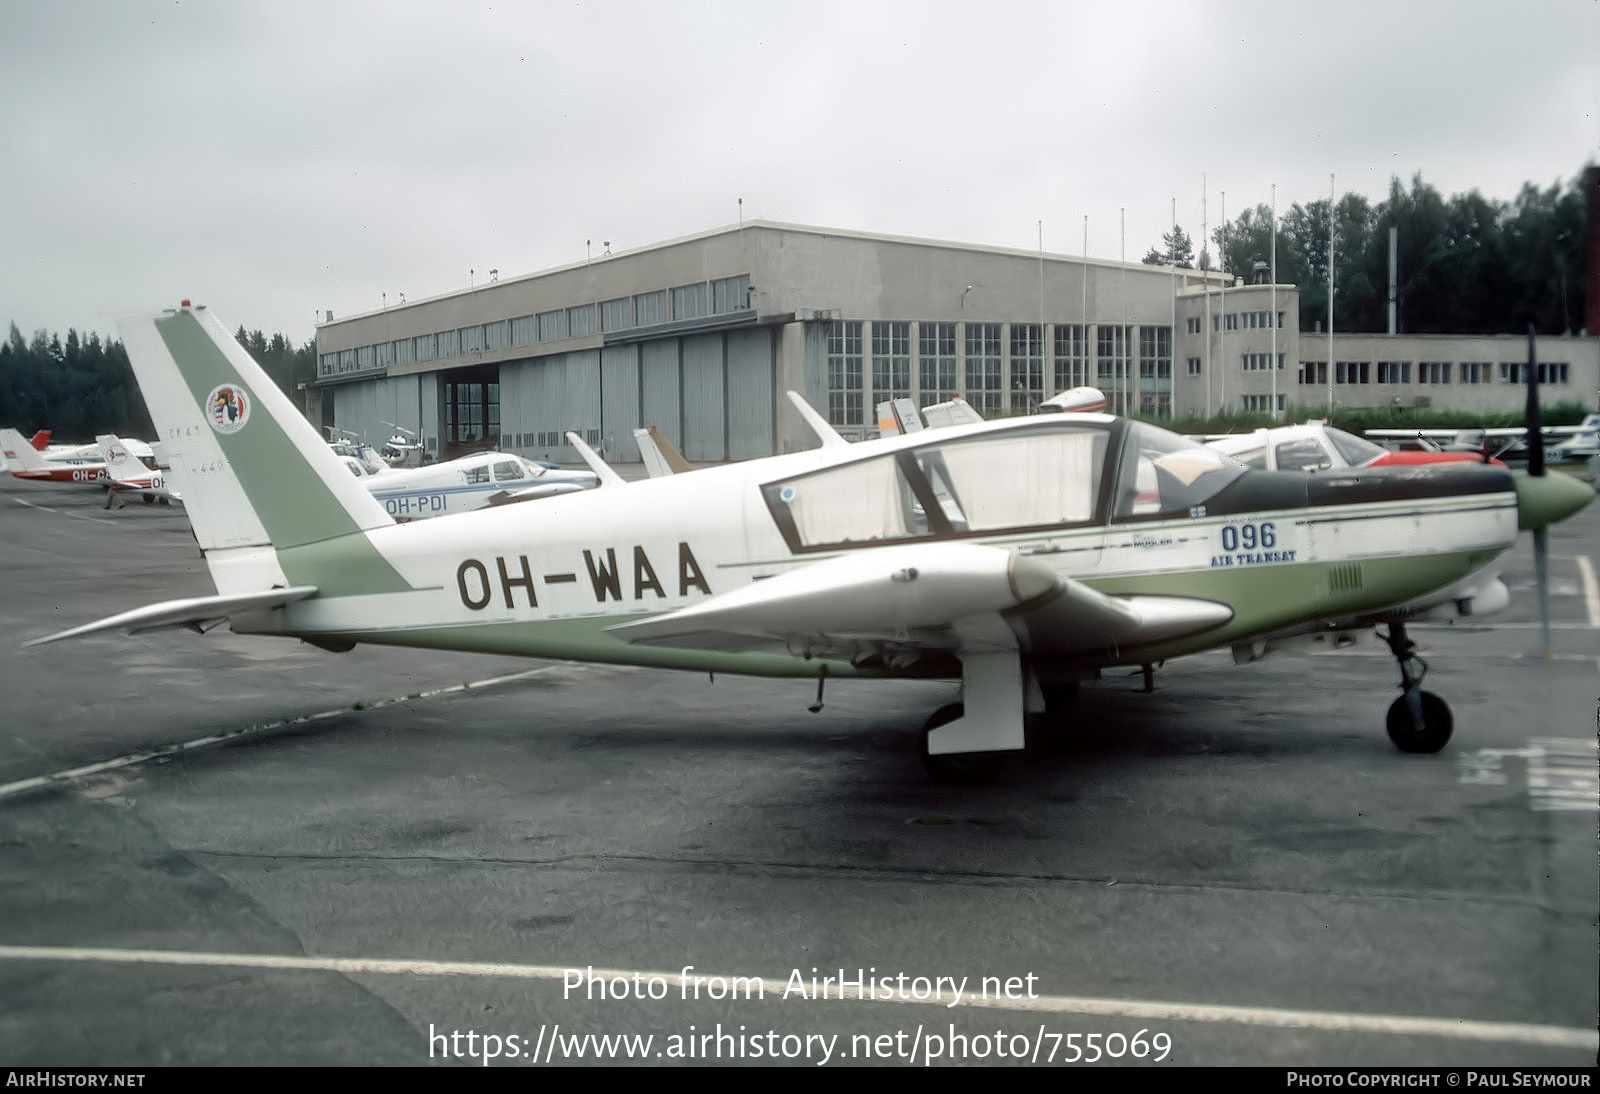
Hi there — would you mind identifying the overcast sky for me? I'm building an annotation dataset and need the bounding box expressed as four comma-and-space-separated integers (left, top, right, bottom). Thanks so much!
2, 0, 1596, 345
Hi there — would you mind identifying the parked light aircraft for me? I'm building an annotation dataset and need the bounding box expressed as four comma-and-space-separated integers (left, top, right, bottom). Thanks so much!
1, 428, 112, 486
26, 304, 1594, 780
338, 447, 600, 520
8, 428, 155, 466
1367, 412, 1600, 464
97, 434, 180, 506
1202, 421, 1498, 473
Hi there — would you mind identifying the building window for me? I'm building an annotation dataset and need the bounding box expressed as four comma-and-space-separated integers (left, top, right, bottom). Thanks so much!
965, 322, 1002, 416
1299, 361, 1327, 385
537, 310, 565, 343
600, 298, 631, 332
826, 320, 863, 426
712, 275, 751, 313
671, 282, 707, 321
871, 321, 910, 409
1336, 361, 1369, 384
1377, 361, 1411, 384
1011, 323, 1044, 412
1460, 361, 1490, 384
1138, 327, 1171, 380
567, 304, 596, 338
1096, 325, 1131, 391
1186, 356, 1202, 376
1185, 316, 1201, 334
918, 321, 956, 406
510, 316, 535, 347
1053, 325, 1089, 391
1540, 362, 1569, 385
459, 325, 482, 354
1242, 352, 1285, 371
414, 334, 436, 362
484, 321, 508, 351
1242, 394, 1285, 412
393, 339, 413, 365
1418, 361, 1450, 384
634, 290, 667, 326
437, 329, 458, 359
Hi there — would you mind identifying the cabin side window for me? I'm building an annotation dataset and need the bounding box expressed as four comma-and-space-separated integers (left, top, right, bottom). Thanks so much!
763, 423, 1109, 552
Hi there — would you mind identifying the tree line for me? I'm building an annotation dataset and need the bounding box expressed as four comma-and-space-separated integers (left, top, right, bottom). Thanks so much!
0, 324, 315, 443
1143, 167, 1590, 337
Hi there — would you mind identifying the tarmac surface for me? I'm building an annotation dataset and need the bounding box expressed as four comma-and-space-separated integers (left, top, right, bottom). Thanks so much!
0, 474, 1595, 1067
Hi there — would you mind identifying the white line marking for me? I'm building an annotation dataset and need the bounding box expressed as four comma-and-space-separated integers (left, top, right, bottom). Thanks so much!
0, 665, 567, 800
9, 495, 120, 525
0, 944, 1590, 1050
1575, 555, 1600, 628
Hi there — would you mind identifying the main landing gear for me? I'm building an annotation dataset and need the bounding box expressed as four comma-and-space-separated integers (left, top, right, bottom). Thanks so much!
1379, 622, 1453, 754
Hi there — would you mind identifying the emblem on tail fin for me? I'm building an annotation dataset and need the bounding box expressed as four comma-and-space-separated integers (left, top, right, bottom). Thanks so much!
207, 384, 250, 434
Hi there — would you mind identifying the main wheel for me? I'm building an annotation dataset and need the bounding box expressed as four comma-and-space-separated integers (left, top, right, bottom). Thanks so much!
1385, 691, 1453, 753
142, 494, 154, 504
920, 703, 1002, 784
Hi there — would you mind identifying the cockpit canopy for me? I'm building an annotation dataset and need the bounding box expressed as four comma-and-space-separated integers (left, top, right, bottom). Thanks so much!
762, 419, 1248, 552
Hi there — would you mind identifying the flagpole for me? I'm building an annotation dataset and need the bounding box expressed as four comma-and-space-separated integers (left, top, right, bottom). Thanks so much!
1219, 189, 1227, 414
1169, 196, 1177, 419
1271, 182, 1279, 420
1202, 174, 1210, 416
1327, 173, 1335, 415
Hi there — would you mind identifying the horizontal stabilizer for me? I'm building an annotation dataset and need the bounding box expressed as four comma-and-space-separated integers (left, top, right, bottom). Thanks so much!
25, 586, 318, 647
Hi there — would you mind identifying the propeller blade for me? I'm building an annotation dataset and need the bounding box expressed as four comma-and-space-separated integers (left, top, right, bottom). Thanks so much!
1524, 324, 1543, 477
1525, 325, 1551, 658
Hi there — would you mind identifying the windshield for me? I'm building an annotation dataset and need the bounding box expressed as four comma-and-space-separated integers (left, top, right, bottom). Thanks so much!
1114, 422, 1250, 520
1325, 426, 1387, 467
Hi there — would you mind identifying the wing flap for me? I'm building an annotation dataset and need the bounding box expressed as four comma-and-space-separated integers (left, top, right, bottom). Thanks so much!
25, 586, 318, 646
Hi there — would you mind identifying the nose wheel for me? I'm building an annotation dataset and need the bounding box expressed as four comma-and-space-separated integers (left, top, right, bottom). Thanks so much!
1380, 623, 1453, 753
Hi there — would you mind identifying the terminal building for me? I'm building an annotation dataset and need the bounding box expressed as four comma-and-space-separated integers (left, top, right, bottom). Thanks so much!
312, 221, 1599, 463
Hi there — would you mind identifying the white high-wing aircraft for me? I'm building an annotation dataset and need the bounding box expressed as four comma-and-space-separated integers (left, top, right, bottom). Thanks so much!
27, 304, 1593, 780
96, 434, 181, 506
0, 428, 113, 487
13, 428, 155, 466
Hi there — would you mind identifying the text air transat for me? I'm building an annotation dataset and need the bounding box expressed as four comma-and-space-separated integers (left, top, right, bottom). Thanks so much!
26, 304, 1593, 780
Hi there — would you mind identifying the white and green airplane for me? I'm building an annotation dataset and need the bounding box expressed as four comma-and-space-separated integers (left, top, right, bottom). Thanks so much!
26, 303, 1595, 780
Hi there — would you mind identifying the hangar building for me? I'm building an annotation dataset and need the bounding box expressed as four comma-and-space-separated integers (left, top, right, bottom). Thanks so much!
312, 221, 1598, 464
312, 221, 1210, 463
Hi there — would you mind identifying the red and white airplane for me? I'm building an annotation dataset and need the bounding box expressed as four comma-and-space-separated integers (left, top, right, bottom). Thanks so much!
97, 434, 180, 506
0, 428, 114, 486
1200, 421, 1502, 473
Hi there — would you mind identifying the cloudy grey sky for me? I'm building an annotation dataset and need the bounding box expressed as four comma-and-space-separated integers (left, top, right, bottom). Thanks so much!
2, 0, 1596, 345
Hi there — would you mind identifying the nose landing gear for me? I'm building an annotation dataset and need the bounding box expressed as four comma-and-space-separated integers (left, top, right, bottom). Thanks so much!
1379, 622, 1453, 753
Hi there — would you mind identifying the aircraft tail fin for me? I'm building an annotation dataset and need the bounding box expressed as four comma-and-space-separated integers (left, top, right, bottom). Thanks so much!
0, 428, 51, 472
564, 431, 626, 488
95, 434, 150, 482
633, 425, 695, 477
117, 304, 395, 557
28, 430, 50, 451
